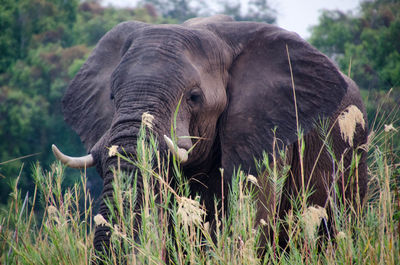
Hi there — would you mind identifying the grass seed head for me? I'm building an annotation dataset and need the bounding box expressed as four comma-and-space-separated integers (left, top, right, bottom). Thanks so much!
108, 145, 119, 157
112, 224, 127, 239
338, 105, 365, 146
260, 219, 267, 226
141, 111, 154, 129
47, 205, 60, 224
177, 196, 206, 227
47, 205, 58, 216
336, 231, 347, 241
384, 123, 398, 133
94, 214, 110, 227
247, 174, 259, 186
302, 205, 328, 240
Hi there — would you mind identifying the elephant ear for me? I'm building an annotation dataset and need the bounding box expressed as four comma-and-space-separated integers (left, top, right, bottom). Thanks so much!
63, 21, 147, 152
212, 22, 348, 176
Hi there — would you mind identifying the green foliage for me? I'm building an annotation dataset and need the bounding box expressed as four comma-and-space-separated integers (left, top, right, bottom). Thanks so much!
1, 121, 399, 264
140, 0, 276, 23
309, 0, 400, 91
0, 164, 94, 264
0, 0, 162, 204
73, 3, 169, 46
0, 0, 79, 74
0, 0, 19, 73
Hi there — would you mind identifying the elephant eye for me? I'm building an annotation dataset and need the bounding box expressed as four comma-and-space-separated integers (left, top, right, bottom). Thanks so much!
190, 93, 201, 103
188, 89, 202, 106
110, 92, 115, 100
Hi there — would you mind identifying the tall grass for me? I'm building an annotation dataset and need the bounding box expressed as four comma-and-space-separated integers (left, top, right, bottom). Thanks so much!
1, 113, 399, 264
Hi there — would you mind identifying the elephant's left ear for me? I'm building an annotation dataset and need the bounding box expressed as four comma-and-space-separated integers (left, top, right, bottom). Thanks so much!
210, 22, 348, 176
63, 21, 148, 152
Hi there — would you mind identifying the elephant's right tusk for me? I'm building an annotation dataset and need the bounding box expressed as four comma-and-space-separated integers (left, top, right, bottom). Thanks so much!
52, 144, 95, 169
163, 135, 188, 163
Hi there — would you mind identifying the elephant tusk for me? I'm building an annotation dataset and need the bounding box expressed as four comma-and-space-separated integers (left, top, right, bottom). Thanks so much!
52, 144, 95, 169
163, 135, 188, 163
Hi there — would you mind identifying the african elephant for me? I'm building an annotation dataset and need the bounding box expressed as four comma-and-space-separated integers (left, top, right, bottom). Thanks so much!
53, 15, 368, 254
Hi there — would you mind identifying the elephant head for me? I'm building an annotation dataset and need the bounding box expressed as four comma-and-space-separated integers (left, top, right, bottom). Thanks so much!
54, 15, 367, 253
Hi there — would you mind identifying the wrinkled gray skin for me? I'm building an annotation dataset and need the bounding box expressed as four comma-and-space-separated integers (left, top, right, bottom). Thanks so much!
61, 15, 368, 254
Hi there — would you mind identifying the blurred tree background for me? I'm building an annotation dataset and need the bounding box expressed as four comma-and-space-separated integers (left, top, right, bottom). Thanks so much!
0, 0, 173, 204
309, 0, 400, 130
0, 0, 398, 205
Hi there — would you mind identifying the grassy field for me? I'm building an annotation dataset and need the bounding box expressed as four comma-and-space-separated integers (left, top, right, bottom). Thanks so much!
1, 102, 399, 265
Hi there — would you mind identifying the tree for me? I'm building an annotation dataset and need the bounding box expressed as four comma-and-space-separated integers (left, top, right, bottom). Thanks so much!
236, 0, 276, 23
139, 0, 276, 24
139, 0, 198, 22
309, 0, 400, 91
216, 0, 276, 23
0, 0, 161, 204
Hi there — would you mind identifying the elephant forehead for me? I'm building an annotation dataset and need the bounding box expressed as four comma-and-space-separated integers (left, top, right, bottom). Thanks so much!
137, 26, 209, 50
135, 25, 229, 64
115, 28, 227, 85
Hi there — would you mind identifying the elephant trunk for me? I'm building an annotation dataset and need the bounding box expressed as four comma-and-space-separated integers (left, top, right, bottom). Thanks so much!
93, 119, 146, 252
93, 82, 179, 252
